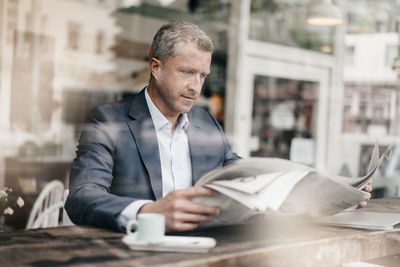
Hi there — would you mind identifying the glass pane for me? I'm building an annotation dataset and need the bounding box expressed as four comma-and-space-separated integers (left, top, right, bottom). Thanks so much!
0, 0, 232, 230
340, 0, 400, 198
250, 75, 318, 166
249, 0, 336, 54
343, 0, 400, 136
342, 85, 399, 135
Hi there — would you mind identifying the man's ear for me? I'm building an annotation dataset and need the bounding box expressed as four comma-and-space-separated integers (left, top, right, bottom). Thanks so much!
150, 58, 163, 79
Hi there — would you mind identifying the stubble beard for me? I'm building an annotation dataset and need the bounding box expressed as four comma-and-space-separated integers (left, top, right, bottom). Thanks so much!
155, 86, 192, 116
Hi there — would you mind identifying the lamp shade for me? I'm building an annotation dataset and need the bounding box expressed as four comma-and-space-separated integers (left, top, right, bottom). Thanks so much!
307, 0, 343, 26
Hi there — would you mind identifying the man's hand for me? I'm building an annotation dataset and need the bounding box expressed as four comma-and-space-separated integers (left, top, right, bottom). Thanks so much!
358, 179, 373, 208
138, 186, 220, 232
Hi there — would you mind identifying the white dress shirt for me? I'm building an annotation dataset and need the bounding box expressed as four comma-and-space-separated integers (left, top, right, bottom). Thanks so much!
118, 88, 192, 227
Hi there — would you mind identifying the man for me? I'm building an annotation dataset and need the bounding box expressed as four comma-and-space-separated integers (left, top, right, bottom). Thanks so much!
65, 20, 240, 232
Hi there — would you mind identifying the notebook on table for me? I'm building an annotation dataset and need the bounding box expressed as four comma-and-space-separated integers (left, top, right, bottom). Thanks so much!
320, 212, 400, 231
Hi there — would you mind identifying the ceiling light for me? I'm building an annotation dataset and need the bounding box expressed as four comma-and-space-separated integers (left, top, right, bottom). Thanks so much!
121, 0, 142, 7
307, 0, 343, 26
158, 0, 175, 7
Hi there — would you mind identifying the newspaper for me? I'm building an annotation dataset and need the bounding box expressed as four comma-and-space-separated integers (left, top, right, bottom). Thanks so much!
193, 144, 392, 228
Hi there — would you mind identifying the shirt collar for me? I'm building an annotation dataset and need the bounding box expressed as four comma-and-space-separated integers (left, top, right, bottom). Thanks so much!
179, 112, 189, 131
145, 87, 189, 131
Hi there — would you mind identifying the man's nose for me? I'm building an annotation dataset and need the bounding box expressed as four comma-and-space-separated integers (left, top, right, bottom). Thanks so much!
188, 74, 203, 92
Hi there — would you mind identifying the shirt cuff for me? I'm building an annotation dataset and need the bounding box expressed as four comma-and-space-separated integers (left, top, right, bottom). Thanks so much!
117, 200, 153, 229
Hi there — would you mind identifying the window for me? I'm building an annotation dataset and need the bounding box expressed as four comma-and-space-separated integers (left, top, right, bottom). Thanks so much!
67, 22, 81, 50
385, 45, 398, 67
96, 30, 105, 54
345, 46, 355, 66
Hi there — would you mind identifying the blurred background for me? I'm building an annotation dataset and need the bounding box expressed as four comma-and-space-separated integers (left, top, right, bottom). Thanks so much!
0, 0, 399, 229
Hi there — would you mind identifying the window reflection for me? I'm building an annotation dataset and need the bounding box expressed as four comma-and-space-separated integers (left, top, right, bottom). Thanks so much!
251, 76, 317, 164
343, 86, 399, 134
0, 0, 231, 229
343, 0, 400, 138
0, 0, 399, 230
341, 0, 400, 196
249, 0, 335, 54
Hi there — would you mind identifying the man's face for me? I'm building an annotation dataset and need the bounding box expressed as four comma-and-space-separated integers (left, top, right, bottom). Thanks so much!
149, 42, 212, 120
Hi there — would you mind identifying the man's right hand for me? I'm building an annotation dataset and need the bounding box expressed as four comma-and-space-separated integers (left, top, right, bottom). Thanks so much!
137, 186, 220, 232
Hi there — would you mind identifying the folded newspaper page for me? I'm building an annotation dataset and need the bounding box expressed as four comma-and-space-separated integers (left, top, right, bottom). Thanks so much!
193, 144, 392, 228
327, 144, 392, 189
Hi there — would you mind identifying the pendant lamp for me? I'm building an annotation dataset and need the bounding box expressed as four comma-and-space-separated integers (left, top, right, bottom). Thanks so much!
307, 0, 343, 26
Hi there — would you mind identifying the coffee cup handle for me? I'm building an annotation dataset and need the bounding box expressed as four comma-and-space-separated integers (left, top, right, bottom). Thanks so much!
126, 220, 139, 236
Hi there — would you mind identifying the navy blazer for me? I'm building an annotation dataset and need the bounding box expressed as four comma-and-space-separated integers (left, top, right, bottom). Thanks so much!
65, 89, 240, 232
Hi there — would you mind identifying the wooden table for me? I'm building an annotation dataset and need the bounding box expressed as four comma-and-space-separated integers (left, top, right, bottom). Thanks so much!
1, 198, 400, 266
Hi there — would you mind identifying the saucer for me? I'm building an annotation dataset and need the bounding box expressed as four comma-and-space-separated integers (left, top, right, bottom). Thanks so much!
122, 235, 217, 253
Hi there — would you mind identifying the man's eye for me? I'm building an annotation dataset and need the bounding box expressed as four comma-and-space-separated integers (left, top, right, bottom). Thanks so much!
200, 74, 208, 79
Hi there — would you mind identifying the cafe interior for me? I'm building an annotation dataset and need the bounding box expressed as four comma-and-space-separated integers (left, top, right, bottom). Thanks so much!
1, 0, 400, 266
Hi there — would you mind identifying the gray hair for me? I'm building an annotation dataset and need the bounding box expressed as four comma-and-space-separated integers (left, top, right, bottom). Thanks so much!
149, 20, 214, 63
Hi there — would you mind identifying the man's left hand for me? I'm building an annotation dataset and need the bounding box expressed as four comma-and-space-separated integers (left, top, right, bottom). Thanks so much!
358, 179, 373, 208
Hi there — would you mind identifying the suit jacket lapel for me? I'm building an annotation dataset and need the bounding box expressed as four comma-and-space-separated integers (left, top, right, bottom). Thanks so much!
127, 90, 163, 200
187, 112, 208, 184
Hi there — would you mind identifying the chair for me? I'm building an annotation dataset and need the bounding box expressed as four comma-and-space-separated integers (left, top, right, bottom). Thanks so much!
61, 189, 74, 226
26, 180, 64, 229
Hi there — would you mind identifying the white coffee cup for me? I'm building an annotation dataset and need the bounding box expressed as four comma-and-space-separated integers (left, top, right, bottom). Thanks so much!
126, 213, 165, 243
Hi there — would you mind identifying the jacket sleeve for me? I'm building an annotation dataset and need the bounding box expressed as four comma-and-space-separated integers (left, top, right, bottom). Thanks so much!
65, 107, 136, 232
